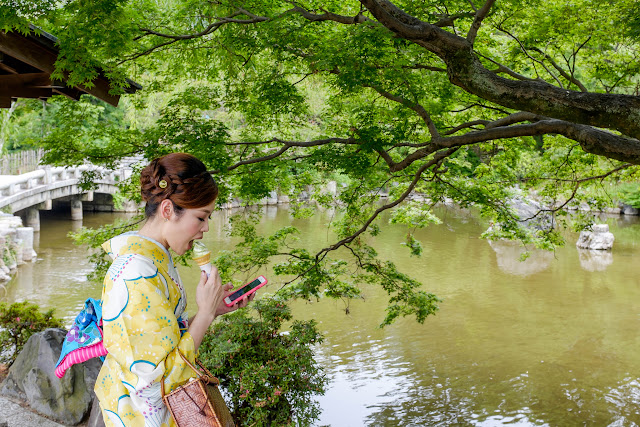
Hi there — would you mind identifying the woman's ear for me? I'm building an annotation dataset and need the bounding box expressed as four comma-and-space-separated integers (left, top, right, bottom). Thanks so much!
158, 199, 173, 220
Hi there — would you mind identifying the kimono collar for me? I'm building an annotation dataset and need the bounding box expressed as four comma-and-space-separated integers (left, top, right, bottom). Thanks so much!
102, 231, 173, 270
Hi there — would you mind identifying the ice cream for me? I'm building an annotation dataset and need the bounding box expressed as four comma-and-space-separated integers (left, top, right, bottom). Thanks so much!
192, 241, 212, 277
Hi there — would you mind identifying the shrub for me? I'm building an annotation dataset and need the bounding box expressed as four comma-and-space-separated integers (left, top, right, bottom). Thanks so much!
199, 298, 327, 427
619, 183, 640, 208
0, 301, 63, 365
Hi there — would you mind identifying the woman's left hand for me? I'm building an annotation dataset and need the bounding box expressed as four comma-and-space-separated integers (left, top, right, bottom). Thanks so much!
215, 283, 255, 316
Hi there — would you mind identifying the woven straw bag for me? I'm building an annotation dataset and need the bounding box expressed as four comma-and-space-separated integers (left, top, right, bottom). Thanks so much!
161, 351, 235, 427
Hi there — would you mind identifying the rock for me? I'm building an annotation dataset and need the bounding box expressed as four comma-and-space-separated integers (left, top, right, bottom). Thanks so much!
621, 204, 640, 215
576, 224, 614, 250
0, 216, 22, 228
0, 328, 102, 425
266, 191, 279, 205
325, 181, 337, 196
87, 395, 106, 427
119, 199, 140, 213
14, 239, 23, 265
277, 194, 290, 204
16, 227, 34, 262
508, 196, 554, 230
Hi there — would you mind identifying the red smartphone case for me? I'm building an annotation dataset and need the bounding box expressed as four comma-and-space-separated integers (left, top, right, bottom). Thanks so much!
224, 276, 268, 307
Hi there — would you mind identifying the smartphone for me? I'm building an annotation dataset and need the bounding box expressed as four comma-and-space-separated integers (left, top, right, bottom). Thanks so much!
224, 275, 268, 307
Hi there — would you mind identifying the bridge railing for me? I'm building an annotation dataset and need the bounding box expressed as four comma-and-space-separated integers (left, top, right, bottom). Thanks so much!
0, 165, 129, 199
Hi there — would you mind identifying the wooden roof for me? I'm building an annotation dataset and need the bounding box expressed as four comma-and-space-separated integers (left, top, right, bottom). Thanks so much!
0, 27, 141, 108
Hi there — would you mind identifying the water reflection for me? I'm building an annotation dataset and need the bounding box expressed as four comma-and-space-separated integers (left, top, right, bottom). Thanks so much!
5, 207, 640, 426
70, 219, 83, 232
487, 240, 554, 276
577, 249, 613, 272
605, 378, 640, 423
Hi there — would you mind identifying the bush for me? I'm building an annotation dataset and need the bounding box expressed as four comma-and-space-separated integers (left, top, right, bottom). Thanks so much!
0, 301, 63, 365
199, 298, 327, 427
619, 183, 640, 208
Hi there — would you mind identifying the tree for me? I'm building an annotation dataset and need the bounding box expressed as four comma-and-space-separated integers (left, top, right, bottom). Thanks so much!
6, 2, 640, 424
5, 0, 640, 320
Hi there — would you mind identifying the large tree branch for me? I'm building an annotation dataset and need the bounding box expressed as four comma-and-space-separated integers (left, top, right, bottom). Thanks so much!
287, 3, 370, 24
385, 118, 640, 171
123, 10, 270, 62
214, 121, 640, 178
466, 0, 496, 44
317, 147, 457, 258
135, 10, 264, 41
367, 85, 440, 137
209, 137, 357, 173
439, 120, 640, 162
358, 0, 640, 141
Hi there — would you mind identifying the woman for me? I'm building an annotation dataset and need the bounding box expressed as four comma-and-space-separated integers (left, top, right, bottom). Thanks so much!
94, 153, 248, 427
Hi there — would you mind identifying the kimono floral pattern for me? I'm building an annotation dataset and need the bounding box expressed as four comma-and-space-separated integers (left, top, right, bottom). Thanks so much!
94, 232, 197, 427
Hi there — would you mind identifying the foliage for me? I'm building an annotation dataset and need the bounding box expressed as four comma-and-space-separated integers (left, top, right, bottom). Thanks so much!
7, 3, 640, 422
618, 183, 640, 209
3, 0, 640, 350
68, 216, 143, 281
199, 298, 327, 427
0, 301, 63, 366
1, 236, 17, 268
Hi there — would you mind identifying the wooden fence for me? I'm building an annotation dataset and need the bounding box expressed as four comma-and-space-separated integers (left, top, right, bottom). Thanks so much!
0, 149, 45, 175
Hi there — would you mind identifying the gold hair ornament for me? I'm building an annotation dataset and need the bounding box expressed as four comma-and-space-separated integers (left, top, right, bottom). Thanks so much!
159, 179, 168, 189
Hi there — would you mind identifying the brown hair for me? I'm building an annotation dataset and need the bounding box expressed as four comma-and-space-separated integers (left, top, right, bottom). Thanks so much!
140, 153, 218, 218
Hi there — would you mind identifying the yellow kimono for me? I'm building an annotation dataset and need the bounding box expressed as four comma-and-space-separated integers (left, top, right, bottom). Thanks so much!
95, 232, 197, 427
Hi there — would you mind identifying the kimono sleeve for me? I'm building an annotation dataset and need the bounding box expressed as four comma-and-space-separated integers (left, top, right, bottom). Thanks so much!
102, 254, 197, 406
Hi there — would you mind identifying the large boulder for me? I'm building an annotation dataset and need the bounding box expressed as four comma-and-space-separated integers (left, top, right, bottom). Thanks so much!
87, 395, 106, 427
621, 204, 640, 215
508, 196, 554, 230
0, 328, 102, 425
576, 224, 614, 250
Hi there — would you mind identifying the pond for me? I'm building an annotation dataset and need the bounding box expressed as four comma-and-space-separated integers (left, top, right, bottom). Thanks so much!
5, 206, 640, 426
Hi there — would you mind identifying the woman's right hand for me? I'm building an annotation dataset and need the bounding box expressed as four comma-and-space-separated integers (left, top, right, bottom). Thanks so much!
195, 267, 225, 321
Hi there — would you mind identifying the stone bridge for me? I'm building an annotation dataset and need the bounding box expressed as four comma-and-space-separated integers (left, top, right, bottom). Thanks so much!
0, 165, 136, 230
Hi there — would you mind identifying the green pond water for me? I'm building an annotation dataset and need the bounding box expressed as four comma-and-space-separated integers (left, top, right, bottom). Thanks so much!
5, 206, 640, 426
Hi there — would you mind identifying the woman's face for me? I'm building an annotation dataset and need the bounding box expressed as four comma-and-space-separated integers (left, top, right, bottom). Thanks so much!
165, 200, 216, 255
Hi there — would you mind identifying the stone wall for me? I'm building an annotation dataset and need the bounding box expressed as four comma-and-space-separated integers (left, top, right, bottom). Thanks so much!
0, 213, 35, 283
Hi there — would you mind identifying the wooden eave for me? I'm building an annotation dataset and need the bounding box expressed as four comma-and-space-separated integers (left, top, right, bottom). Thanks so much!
0, 27, 141, 108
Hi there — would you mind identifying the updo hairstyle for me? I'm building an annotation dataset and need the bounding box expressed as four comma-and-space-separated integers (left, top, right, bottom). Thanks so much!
140, 153, 218, 219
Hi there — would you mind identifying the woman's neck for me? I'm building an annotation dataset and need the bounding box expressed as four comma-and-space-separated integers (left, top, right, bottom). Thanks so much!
138, 217, 169, 249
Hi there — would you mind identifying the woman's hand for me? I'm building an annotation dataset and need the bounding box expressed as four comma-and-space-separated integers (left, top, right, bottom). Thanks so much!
189, 267, 227, 350
215, 283, 255, 317
195, 267, 226, 320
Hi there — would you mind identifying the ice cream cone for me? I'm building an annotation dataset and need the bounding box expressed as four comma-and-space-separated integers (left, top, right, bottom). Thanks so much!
192, 241, 212, 276
193, 253, 210, 266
